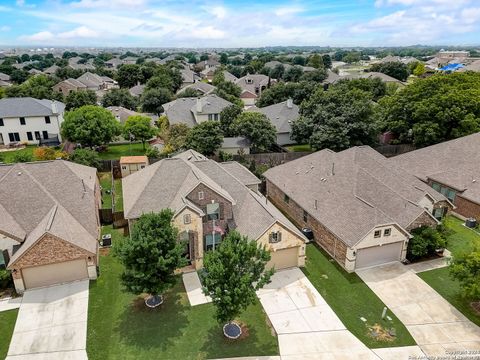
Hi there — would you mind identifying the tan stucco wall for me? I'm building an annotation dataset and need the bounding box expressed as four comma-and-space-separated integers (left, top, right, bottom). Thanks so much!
355, 225, 407, 250
121, 162, 148, 178
173, 207, 204, 269
257, 222, 305, 267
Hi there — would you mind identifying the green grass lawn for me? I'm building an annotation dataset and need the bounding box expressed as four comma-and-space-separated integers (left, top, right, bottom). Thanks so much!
303, 244, 416, 348
113, 178, 123, 212
87, 229, 278, 360
0, 309, 18, 359
99, 172, 113, 209
97, 143, 147, 160
417, 215, 480, 327
0, 146, 36, 163
443, 215, 480, 257
286, 144, 312, 152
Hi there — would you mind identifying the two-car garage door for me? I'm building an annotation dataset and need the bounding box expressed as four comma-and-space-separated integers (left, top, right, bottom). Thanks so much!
22, 259, 89, 290
355, 242, 403, 269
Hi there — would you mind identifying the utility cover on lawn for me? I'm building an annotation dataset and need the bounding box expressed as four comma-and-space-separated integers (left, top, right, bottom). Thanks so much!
223, 322, 242, 339
145, 295, 164, 308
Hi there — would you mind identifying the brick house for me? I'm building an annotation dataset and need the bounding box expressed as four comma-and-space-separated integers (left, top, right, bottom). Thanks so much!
391, 133, 480, 221
264, 146, 452, 272
123, 150, 307, 270
0, 160, 100, 293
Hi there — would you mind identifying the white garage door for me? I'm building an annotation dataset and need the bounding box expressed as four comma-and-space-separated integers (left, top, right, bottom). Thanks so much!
268, 247, 299, 270
355, 242, 403, 269
22, 259, 88, 290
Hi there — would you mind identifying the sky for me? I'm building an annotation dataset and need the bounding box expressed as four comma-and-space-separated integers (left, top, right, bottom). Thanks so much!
0, 0, 479, 48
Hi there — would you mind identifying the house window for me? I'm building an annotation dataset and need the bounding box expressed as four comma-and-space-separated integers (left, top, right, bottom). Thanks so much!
42, 131, 48, 139
183, 214, 191, 224
45, 116, 51, 124
446, 189, 456, 202
121, 166, 127, 170
384, 228, 391, 236
34, 131, 41, 140
8, 132, 20, 142
206, 203, 220, 221
433, 207, 445, 220
303, 210, 308, 223
208, 114, 213, 121
0, 118, 3, 126
0, 250, 6, 269
198, 191, 204, 200
432, 182, 441, 192
204, 233, 222, 251
19, 117, 25, 125
283, 194, 290, 203
374, 230, 381, 238
269, 231, 282, 243
140, 165, 145, 169
246, 78, 253, 84
27, 132, 33, 141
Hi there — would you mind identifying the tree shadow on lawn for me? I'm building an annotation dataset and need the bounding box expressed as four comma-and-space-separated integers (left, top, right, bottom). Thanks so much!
115, 287, 189, 352
200, 323, 276, 359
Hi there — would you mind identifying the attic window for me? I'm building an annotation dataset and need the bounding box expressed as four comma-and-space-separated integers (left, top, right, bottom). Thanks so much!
198, 191, 204, 200
183, 214, 191, 224
283, 194, 290, 204
374, 230, 381, 238
269, 231, 282, 243
246, 78, 253, 84
384, 228, 391, 236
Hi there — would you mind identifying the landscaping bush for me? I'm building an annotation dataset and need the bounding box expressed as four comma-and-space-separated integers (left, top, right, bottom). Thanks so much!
0, 269, 11, 289
407, 226, 447, 261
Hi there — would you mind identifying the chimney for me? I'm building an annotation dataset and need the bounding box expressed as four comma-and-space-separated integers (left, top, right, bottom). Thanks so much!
196, 98, 202, 113
51, 101, 58, 114
286, 98, 293, 109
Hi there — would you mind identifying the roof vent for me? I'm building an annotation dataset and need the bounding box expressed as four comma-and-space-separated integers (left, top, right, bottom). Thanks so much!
17, 171, 22, 176
473, 179, 477, 183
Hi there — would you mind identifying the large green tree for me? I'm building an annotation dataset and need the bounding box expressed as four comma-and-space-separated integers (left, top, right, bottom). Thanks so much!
114, 210, 186, 306
257, 81, 316, 107
450, 251, 480, 302
185, 121, 223, 156
117, 64, 144, 88
370, 61, 409, 82
232, 112, 277, 151
201, 231, 274, 330
291, 84, 377, 151
101, 88, 137, 110
69, 148, 101, 168
65, 90, 97, 110
141, 88, 173, 115
123, 115, 157, 149
376, 72, 480, 147
61, 105, 121, 147
219, 104, 242, 137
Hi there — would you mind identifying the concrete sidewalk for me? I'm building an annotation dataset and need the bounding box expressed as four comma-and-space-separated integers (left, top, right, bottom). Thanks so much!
182, 271, 211, 306
0, 297, 22, 312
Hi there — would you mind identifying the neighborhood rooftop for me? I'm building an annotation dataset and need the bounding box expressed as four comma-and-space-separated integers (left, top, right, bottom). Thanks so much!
0, 97, 65, 118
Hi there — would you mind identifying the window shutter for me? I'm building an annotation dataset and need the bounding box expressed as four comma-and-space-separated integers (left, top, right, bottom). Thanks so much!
278, 231, 282, 242
219, 203, 224, 220
269, 233, 273, 243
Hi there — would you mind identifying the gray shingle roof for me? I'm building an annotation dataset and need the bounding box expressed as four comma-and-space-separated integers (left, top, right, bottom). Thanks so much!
221, 136, 250, 149
249, 100, 299, 134
0, 161, 99, 266
129, 84, 145, 97
0, 72, 11, 81
264, 146, 447, 247
0, 97, 65, 118
390, 133, 480, 204
123, 150, 305, 242
177, 82, 216, 95
220, 161, 260, 186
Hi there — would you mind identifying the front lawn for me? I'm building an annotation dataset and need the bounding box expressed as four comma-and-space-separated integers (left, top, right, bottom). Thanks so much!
0, 309, 18, 359
417, 215, 480, 327
286, 144, 312, 152
97, 143, 147, 160
87, 234, 278, 360
303, 244, 416, 348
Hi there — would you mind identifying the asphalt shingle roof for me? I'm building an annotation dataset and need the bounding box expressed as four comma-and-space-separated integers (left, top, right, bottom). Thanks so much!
0, 97, 65, 118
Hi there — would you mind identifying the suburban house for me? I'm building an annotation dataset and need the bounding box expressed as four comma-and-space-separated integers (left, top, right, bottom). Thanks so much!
105, 58, 124, 69
76, 72, 118, 91
43, 64, 60, 75
120, 156, 149, 177
196, 58, 220, 71
0, 160, 100, 293
177, 82, 216, 96
129, 83, 145, 97
67, 57, 95, 71
180, 68, 199, 87
0, 97, 65, 146
248, 98, 298, 145
220, 136, 251, 155
53, 78, 88, 96
123, 150, 307, 270
236, 74, 273, 105
390, 133, 480, 221
222, 70, 238, 83
162, 95, 232, 127
201, 68, 216, 82
0, 72, 12, 87
264, 146, 452, 271
362, 72, 406, 86
107, 106, 138, 124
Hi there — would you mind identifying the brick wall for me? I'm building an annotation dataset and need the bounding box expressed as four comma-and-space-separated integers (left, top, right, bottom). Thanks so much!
455, 196, 480, 220
406, 211, 437, 231
10, 233, 96, 271
266, 179, 348, 268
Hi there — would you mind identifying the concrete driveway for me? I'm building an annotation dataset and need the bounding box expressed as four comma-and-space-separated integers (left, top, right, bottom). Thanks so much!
256, 268, 425, 359
6, 280, 89, 360
357, 262, 480, 357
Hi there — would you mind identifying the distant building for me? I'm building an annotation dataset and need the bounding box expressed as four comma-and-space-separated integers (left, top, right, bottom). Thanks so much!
120, 156, 149, 177
220, 137, 250, 155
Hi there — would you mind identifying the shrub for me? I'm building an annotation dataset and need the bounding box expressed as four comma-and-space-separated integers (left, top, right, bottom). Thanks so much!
0, 269, 11, 289
407, 226, 447, 261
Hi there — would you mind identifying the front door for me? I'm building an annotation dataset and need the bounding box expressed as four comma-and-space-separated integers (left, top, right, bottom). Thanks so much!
0, 133, 3, 145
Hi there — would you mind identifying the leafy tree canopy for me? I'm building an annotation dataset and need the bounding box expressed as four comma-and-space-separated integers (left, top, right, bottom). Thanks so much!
450, 251, 480, 301
69, 148, 101, 168
123, 115, 157, 149
369, 61, 409, 82
65, 89, 97, 110
141, 88, 173, 115
232, 112, 277, 151
185, 121, 223, 156
101, 88, 137, 110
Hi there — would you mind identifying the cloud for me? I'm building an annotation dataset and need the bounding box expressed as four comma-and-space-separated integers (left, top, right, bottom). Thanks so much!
58, 26, 99, 39
22, 31, 54, 42
1, 26, 11, 32
210, 6, 227, 19
274, 6, 304, 16
21, 26, 99, 43
71, 0, 147, 8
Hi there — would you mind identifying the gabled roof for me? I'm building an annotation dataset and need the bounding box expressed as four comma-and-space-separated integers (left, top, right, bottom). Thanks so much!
0, 72, 10, 81
123, 150, 306, 242
249, 99, 298, 134
177, 82, 216, 95
77, 72, 104, 88
363, 72, 404, 84
264, 146, 447, 247
129, 84, 145, 97
0, 97, 65, 118
0, 161, 99, 267
223, 70, 238, 83
43, 65, 59, 75
220, 161, 260, 186
390, 133, 480, 204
